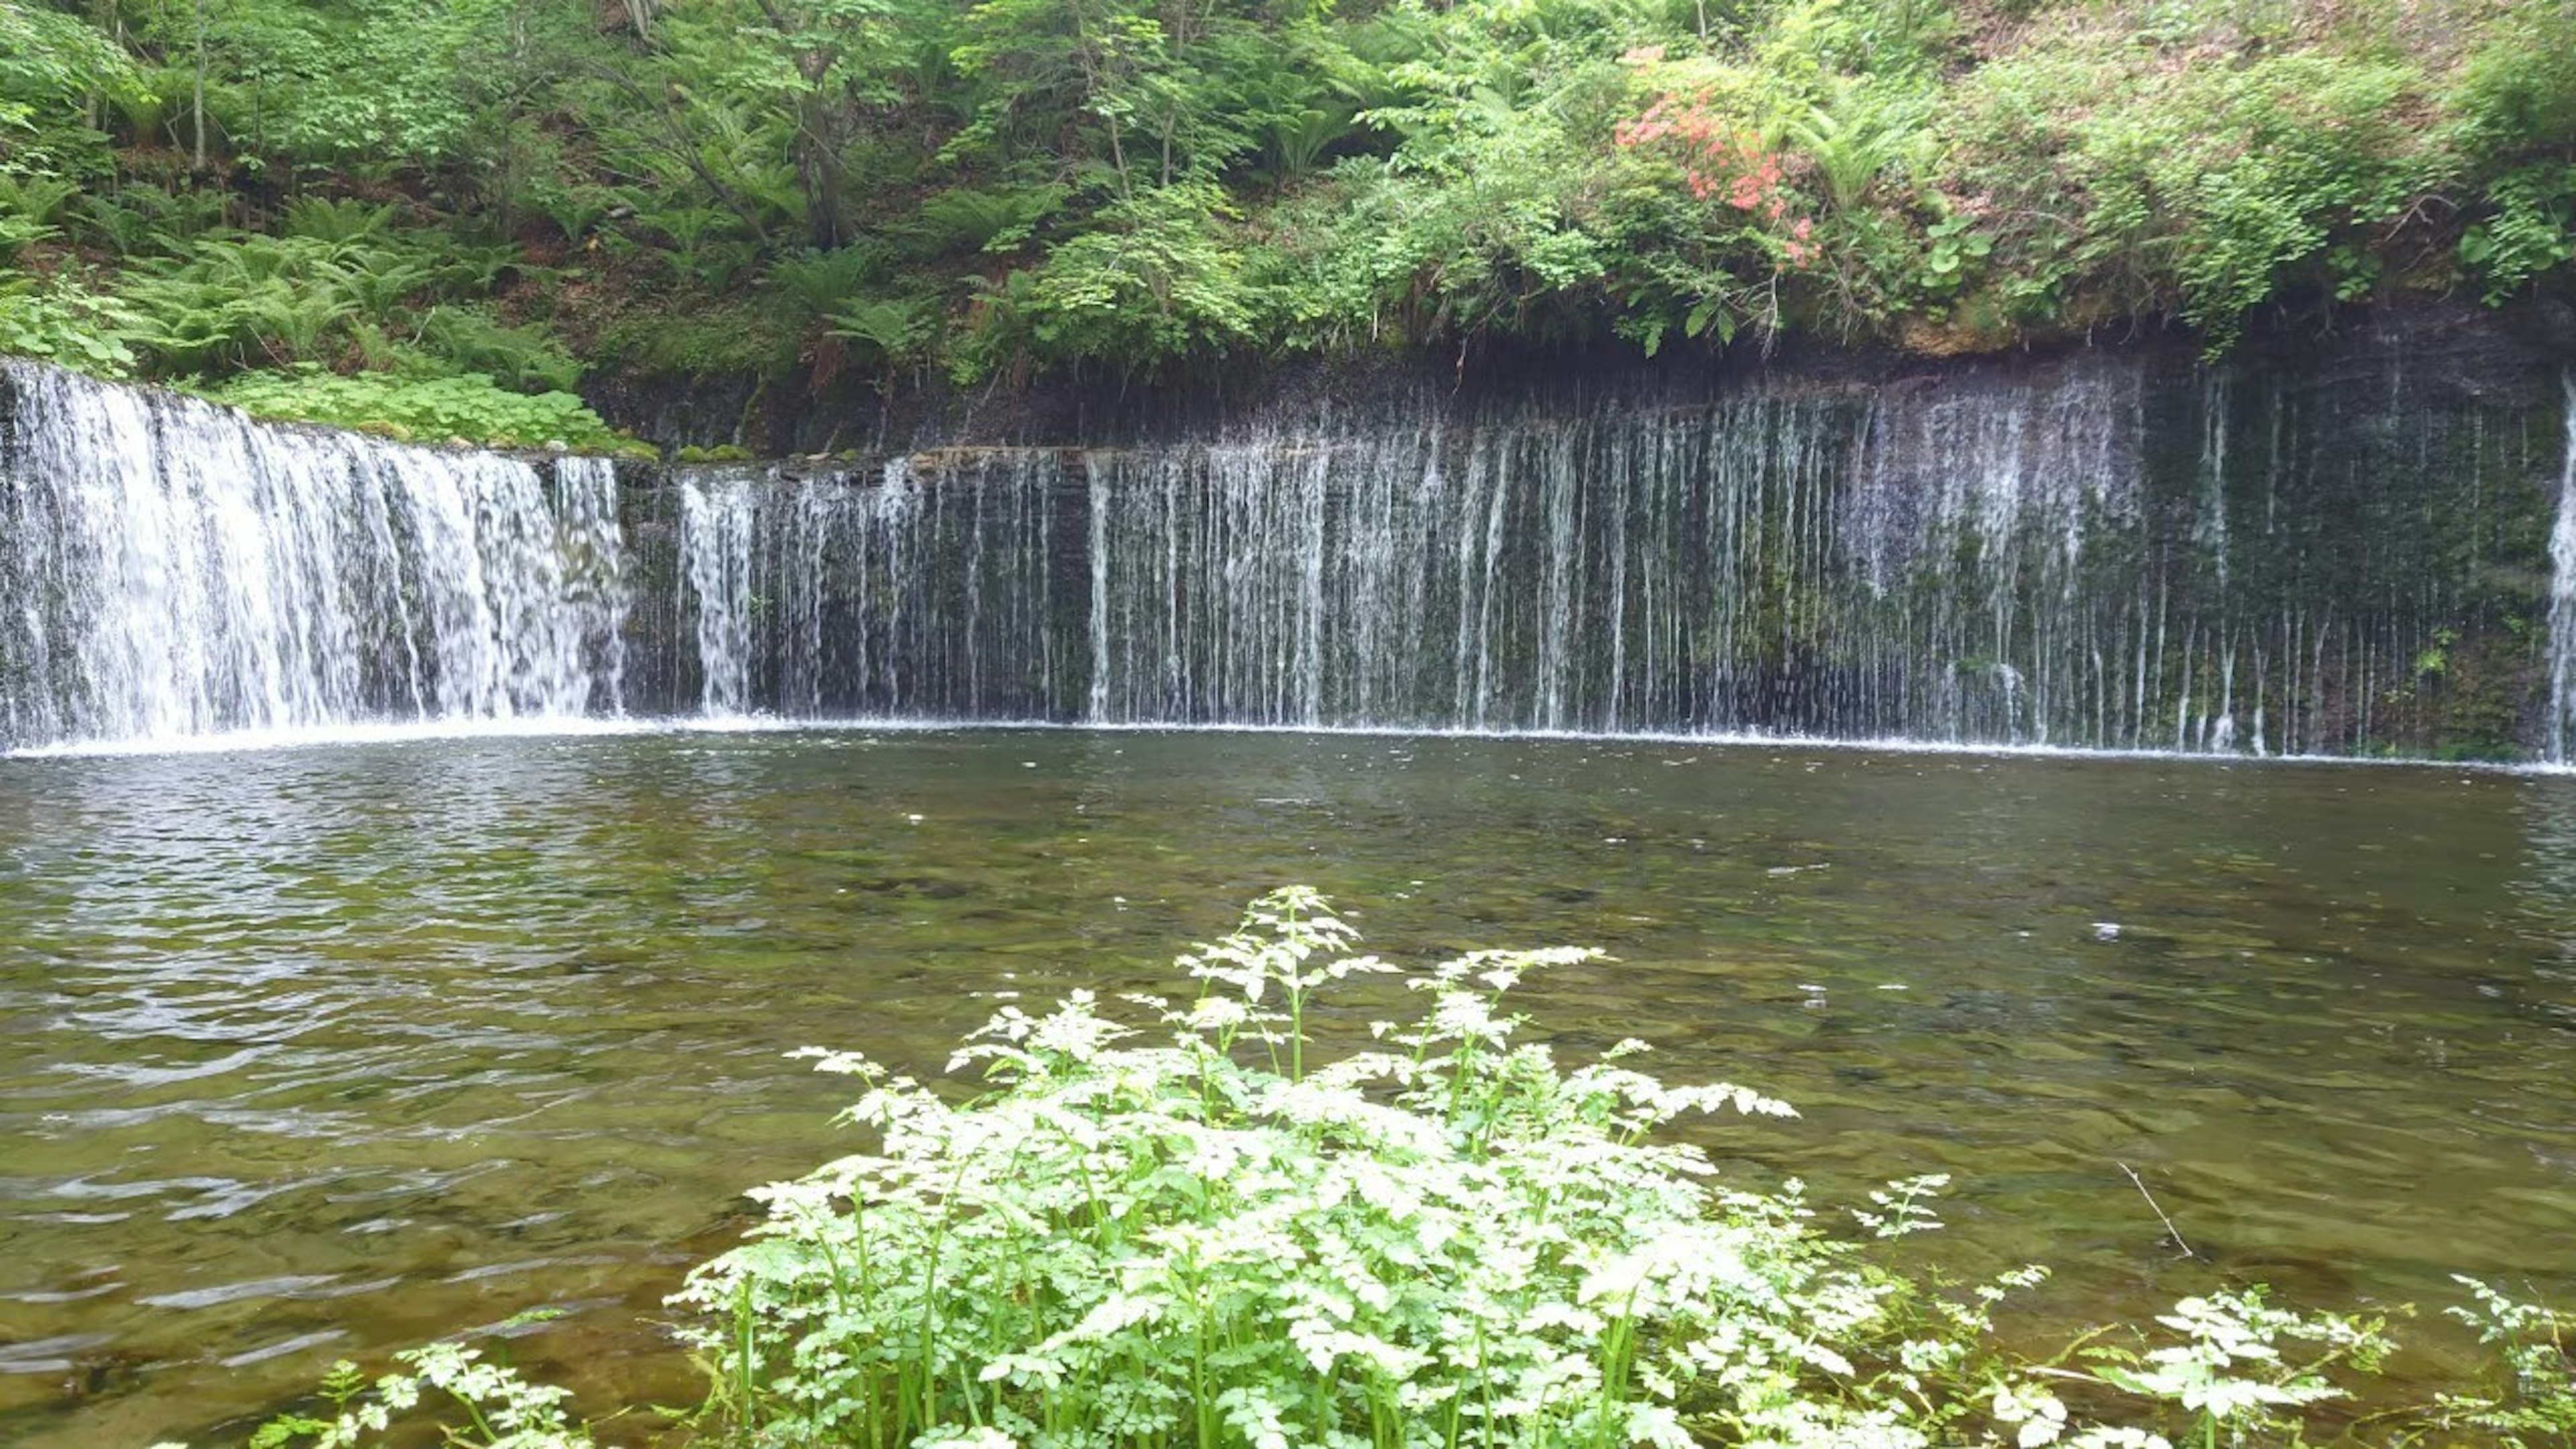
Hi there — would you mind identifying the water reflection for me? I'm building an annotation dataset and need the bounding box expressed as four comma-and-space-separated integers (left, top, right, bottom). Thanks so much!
2, 732, 2573, 1446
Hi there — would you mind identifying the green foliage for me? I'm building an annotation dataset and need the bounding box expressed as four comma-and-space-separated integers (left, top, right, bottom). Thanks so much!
1787, 83, 1922, 215
2443, 3, 2576, 170
280, 198, 400, 246
0, 272, 147, 377
768, 244, 893, 317
827, 293, 935, 367
119, 233, 379, 373
1943, 30, 2445, 347
2082, 1289, 2393, 1442
3, 0, 2574, 392
74, 185, 229, 260
2153, 56, 2435, 345
169, 0, 508, 165
242, 1342, 590, 1449
409, 305, 585, 394
0, 0, 136, 176
912, 184, 1069, 255
979, 183, 1259, 374
2440, 1275, 2576, 1444
2461, 164, 2576, 306
202, 366, 627, 450
95, 221, 549, 383
676, 889, 1832, 1448
596, 297, 806, 381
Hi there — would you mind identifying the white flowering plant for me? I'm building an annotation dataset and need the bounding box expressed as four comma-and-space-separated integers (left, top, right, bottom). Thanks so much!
235, 1343, 589, 1449
2434, 1277, 2576, 1446
222, 890, 2576, 1449
668, 890, 2149, 1449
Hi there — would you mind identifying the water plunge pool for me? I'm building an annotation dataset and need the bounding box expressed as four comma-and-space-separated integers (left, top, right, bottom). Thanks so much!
3, 727, 2573, 1445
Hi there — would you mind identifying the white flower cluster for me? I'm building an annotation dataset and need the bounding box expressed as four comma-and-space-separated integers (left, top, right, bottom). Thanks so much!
670, 890, 2069, 1449
222, 1344, 590, 1449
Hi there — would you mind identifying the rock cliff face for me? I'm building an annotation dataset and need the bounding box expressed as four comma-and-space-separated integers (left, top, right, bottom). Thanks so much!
604, 305, 2573, 758
5, 303, 2569, 758
581, 299, 2573, 458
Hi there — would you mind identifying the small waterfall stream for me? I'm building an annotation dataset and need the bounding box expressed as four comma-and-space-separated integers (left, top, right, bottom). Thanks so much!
2547, 371, 2576, 764
679, 474, 757, 715
1, 351, 2561, 758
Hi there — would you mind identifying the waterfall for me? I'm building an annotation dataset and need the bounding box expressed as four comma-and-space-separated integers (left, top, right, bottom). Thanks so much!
2547, 372, 2576, 765
0, 361, 629, 749
7, 350, 2556, 759
653, 352, 2544, 755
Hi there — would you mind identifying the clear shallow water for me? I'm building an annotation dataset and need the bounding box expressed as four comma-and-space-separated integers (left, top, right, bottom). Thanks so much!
3, 727, 2575, 1446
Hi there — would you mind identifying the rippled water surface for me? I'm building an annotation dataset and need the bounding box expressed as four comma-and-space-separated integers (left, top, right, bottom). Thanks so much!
5, 728, 2576, 1446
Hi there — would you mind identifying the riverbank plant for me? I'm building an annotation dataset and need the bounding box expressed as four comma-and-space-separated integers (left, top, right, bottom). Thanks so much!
227, 889, 2576, 1449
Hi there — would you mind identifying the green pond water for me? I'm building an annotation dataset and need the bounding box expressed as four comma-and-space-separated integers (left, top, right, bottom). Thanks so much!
3, 727, 2575, 1446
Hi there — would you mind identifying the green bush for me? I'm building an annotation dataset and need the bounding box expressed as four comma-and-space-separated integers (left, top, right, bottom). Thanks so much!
991, 184, 1263, 375
217, 890, 2576, 1449
2460, 164, 2576, 305
0, 0, 133, 178
13, 0, 2576, 388
1940, 32, 2445, 346
595, 296, 806, 381
676, 890, 1827, 1448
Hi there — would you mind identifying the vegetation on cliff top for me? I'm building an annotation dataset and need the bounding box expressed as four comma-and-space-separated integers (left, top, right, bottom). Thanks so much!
1, 0, 2571, 442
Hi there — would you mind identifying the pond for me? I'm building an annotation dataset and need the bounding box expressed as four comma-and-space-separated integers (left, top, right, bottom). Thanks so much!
4, 726, 2574, 1446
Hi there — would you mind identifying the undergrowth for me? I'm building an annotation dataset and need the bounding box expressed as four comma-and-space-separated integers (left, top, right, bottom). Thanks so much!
209, 891, 2575, 1449
197, 366, 642, 454
9, 0, 2576, 391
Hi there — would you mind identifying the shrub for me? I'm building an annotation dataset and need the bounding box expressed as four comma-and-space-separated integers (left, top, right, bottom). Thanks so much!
411, 304, 586, 394
1939, 35, 2445, 347
211, 891, 2576, 1449
992, 184, 1262, 374
675, 889, 1845, 1448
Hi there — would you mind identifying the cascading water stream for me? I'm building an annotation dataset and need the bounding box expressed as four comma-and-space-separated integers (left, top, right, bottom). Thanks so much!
0, 361, 629, 749
2546, 371, 2576, 765
679, 474, 757, 715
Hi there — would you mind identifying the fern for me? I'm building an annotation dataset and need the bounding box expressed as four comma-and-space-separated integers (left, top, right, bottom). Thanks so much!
768, 244, 891, 317
912, 184, 1067, 255
280, 197, 398, 244
824, 294, 932, 362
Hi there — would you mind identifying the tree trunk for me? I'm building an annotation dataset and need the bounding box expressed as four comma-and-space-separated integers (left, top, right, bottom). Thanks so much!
797, 76, 843, 250
192, 0, 208, 174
